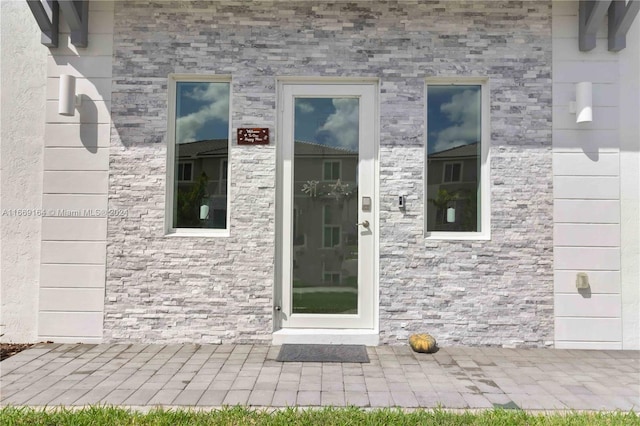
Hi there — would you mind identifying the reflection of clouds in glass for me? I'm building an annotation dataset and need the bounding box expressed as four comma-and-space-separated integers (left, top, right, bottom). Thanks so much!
434, 89, 480, 153
176, 83, 229, 144
316, 99, 359, 150
296, 101, 315, 114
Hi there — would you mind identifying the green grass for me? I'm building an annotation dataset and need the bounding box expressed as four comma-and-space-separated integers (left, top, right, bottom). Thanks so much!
0, 406, 638, 426
292, 291, 357, 314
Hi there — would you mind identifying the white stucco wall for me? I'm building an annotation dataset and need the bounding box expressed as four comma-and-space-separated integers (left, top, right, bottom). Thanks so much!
0, 1, 47, 343
552, 1, 640, 349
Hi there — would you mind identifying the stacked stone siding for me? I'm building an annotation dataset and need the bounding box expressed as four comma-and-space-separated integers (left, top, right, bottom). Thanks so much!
106, 1, 553, 346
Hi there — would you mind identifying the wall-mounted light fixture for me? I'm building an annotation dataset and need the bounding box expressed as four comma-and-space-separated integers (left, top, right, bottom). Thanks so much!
446, 206, 456, 223
576, 272, 590, 290
569, 81, 593, 123
200, 200, 210, 221
58, 74, 81, 116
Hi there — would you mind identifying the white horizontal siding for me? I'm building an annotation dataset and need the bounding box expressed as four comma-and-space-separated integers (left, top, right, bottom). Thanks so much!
44, 148, 109, 171
42, 217, 108, 241
555, 247, 620, 270
552, 83, 617, 107
552, 38, 619, 62
554, 200, 620, 223
45, 100, 111, 124
554, 224, 620, 247
47, 77, 112, 101
38, 312, 103, 338
553, 61, 618, 84
552, 1, 579, 17
554, 294, 621, 317
551, 1, 624, 350
554, 271, 620, 294
40, 264, 106, 288
48, 33, 114, 57
43, 171, 109, 194
553, 152, 619, 176
58, 10, 114, 34
44, 123, 111, 148
554, 176, 620, 199
553, 106, 618, 130
43, 194, 109, 211
39, 288, 104, 311
554, 341, 622, 350
552, 15, 607, 40
38, 4, 113, 345
38, 336, 104, 344
46, 55, 113, 78
41, 241, 107, 264
553, 129, 619, 152
555, 318, 622, 342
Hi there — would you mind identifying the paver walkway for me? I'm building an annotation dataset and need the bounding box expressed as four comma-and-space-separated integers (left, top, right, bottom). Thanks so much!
0, 344, 638, 411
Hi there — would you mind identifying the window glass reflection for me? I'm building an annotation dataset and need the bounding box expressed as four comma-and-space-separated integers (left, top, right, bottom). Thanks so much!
173, 82, 230, 229
426, 85, 481, 232
292, 97, 359, 314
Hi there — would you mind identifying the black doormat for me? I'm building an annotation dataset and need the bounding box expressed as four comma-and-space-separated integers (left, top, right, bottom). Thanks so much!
276, 344, 370, 363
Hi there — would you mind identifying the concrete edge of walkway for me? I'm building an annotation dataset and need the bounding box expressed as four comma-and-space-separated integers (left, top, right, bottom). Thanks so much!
1, 404, 636, 415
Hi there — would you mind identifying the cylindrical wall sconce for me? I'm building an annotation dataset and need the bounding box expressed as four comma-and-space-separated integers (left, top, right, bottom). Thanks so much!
200, 203, 210, 220
575, 81, 592, 123
58, 74, 79, 116
446, 207, 456, 223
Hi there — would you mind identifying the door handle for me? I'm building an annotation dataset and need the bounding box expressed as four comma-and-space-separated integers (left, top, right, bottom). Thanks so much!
356, 220, 370, 228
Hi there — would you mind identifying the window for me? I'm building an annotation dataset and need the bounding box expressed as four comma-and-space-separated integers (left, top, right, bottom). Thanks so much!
323, 160, 341, 181
177, 162, 194, 182
322, 205, 341, 248
219, 159, 228, 195
443, 162, 462, 183
323, 272, 341, 284
425, 79, 490, 239
166, 75, 231, 234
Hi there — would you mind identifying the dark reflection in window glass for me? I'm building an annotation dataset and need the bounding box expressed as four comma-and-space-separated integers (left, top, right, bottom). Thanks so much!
173, 82, 229, 229
426, 85, 481, 232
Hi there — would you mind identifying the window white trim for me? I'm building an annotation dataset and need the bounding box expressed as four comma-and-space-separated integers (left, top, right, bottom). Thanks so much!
424, 77, 491, 240
165, 74, 232, 237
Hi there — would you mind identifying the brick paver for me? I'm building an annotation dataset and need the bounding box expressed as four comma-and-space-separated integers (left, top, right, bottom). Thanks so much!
0, 344, 638, 411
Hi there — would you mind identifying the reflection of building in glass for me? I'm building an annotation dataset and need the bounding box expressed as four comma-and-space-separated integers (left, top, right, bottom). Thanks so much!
426, 84, 482, 233
426, 142, 479, 232
174, 139, 228, 229
292, 141, 358, 307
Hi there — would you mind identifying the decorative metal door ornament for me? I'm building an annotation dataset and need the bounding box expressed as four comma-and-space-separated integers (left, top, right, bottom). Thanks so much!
329, 179, 350, 200
301, 180, 319, 198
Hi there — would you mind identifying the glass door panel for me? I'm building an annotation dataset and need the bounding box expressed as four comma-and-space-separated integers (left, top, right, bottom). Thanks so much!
292, 97, 359, 314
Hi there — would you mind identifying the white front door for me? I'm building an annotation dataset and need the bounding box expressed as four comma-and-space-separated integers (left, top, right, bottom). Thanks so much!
278, 82, 377, 330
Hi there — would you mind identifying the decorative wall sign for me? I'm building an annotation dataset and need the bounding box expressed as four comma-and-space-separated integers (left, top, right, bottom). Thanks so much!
237, 128, 270, 145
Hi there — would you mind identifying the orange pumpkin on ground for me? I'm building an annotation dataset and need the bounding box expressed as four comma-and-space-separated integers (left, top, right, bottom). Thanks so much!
409, 333, 437, 353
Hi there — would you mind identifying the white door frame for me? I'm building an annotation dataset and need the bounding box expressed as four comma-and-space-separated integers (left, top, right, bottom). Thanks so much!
274, 79, 380, 345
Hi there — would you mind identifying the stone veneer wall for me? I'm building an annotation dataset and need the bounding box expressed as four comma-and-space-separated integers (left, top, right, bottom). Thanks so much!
106, 1, 553, 346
